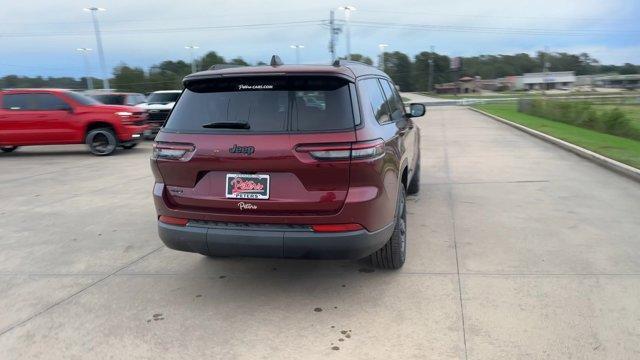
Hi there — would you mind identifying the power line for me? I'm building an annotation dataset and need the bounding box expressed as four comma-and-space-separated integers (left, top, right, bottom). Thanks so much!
357, 9, 636, 23
0, 20, 324, 38
347, 20, 639, 36
1, 18, 633, 39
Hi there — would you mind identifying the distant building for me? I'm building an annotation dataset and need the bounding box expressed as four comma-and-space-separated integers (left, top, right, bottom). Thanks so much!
520, 71, 576, 90
593, 74, 640, 89
479, 76, 519, 91
435, 76, 481, 94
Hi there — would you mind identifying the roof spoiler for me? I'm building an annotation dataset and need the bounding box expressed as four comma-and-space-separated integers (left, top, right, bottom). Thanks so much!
270, 55, 283, 66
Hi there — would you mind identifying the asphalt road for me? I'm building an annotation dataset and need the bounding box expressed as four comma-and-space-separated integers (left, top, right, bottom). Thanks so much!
1, 103, 640, 359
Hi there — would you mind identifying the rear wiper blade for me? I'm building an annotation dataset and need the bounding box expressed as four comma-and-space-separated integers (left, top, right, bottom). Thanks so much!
202, 121, 250, 129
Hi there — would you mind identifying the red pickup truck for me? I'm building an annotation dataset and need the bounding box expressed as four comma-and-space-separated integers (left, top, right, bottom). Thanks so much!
0, 89, 148, 155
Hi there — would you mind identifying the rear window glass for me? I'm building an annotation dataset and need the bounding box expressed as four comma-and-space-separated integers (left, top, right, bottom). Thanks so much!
164, 76, 355, 133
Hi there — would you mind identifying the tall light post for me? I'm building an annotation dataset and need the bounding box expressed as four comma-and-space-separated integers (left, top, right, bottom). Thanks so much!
83, 7, 109, 90
290, 44, 304, 64
428, 45, 435, 92
185, 45, 200, 73
378, 44, 388, 70
76, 48, 94, 90
338, 5, 356, 60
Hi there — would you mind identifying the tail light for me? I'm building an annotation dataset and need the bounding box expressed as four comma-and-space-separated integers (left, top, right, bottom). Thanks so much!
311, 223, 363, 232
159, 215, 189, 226
350, 139, 384, 159
152, 142, 195, 161
296, 139, 384, 161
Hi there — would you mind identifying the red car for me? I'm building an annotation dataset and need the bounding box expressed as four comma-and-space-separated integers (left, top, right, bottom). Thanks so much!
0, 89, 148, 155
151, 58, 425, 269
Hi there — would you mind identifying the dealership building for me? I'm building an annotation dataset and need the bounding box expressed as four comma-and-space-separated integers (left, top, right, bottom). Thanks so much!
518, 71, 576, 90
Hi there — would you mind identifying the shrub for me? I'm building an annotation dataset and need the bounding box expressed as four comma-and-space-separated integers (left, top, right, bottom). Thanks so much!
517, 99, 639, 140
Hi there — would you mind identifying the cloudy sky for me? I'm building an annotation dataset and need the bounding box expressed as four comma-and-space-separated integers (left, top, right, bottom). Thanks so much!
1, 0, 638, 78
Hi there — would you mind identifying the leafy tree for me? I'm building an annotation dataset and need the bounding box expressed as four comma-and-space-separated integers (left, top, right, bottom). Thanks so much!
229, 57, 249, 66
413, 52, 452, 90
3, 49, 638, 93
382, 51, 414, 91
112, 64, 147, 92
619, 63, 639, 75
199, 51, 226, 70
340, 54, 373, 65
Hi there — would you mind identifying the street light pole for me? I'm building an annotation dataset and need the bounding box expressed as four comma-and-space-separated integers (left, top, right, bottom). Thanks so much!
185, 45, 199, 73
76, 48, 94, 90
378, 44, 388, 71
83, 7, 109, 90
338, 6, 356, 60
290, 45, 304, 64
428, 45, 435, 92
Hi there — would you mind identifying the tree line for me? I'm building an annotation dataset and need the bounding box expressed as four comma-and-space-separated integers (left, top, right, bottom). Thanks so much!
1, 50, 638, 93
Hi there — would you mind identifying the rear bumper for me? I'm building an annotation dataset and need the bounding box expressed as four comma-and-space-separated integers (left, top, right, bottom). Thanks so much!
158, 220, 394, 259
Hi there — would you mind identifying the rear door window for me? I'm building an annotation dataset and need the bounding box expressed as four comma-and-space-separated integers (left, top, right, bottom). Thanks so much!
379, 80, 405, 121
2, 94, 36, 110
358, 78, 391, 124
164, 76, 355, 133
32, 94, 69, 110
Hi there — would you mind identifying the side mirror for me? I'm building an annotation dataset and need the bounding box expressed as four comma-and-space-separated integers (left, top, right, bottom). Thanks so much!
408, 103, 426, 118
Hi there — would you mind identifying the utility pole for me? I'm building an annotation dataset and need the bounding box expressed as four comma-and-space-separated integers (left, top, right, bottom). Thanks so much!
338, 6, 356, 60
428, 45, 435, 92
185, 45, 199, 73
76, 48, 94, 90
290, 45, 304, 64
378, 44, 388, 70
543, 46, 550, 94
84, 7, 109, 90
329, 10, 336, 63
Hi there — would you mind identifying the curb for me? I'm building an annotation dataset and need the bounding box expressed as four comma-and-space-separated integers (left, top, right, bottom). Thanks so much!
469, 107, 640, 183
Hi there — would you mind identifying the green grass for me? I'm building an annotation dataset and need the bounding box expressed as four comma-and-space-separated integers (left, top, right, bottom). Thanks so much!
474, 102, 640, 169
425, 91, 640, 100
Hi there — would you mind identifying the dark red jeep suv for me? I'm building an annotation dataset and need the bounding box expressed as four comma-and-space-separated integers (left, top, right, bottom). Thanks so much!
151, 58, 425, 269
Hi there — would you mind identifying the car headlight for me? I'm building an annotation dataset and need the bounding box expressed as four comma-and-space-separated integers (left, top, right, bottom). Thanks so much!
115, 111, 132, 117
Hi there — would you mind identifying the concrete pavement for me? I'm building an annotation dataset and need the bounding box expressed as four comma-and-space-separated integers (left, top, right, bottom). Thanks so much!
1, 105, 640, 359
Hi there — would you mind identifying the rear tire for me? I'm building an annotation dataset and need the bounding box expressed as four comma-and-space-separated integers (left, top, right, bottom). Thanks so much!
407, 154, 420, 195
86, 128, 117, 156
368, 186, 407, 269
1, 146, 18, 153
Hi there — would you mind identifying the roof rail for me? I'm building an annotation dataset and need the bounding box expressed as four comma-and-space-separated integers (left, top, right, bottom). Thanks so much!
270, 55, 284, 66
208, 64, 247, 70
332, 59, 375, 68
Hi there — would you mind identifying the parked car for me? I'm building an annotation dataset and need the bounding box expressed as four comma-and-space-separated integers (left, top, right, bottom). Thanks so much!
151, 58, 425, 269
136, 90, 182, 139
89, 92, 147, 106
0, 89, 148, 155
